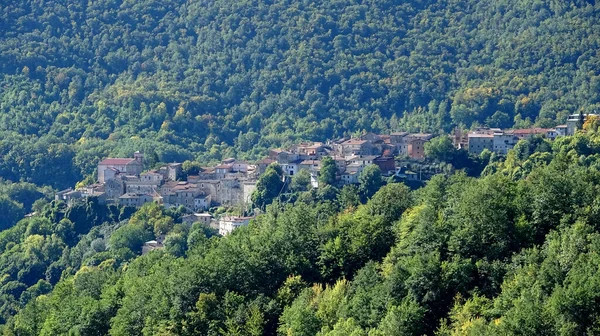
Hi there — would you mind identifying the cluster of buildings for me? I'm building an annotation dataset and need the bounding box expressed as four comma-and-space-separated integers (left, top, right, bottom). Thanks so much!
54, 131, 436, 236
457, 113, 598, 155
265, 132, 433, 184
54, 113, 599, 238
55, 132, 439, 210
56, 152, 257, 212
458, 127, 560, 155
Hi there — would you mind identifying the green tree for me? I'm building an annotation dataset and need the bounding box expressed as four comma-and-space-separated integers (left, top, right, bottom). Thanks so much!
424, 136, 455, 163
319, 157, 337, 187
339, 185, 360, 209
290, 169, 312, 193
358, 165, 383, 202
109, 224, 152, 254
251, 163, 284, 209
0, 196, 25, 231
376, 297, 426, 336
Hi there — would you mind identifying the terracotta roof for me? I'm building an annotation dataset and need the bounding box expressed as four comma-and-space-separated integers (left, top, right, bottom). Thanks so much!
410, 133, 433, 140
355, 155, 379, 161
343, 139, 368, 145
298, 142, 324, 149
510, 128, 549, 135
120, 193, 145, 199
99, 158, 138, 165
162, 181, 179, 188
257, 158, 275, 164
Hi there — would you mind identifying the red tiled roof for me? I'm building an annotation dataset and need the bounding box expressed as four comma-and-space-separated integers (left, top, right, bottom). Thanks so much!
510, 128, 549, 134
343, 139, 368, 145
99, 158, 137, 165
257, 158, 275, 164
215, 164, 233, 169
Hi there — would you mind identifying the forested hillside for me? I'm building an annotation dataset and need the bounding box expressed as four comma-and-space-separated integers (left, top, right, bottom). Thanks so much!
3, 1, 600, 334
3, 126, 600, 335
1, 0, 600, 189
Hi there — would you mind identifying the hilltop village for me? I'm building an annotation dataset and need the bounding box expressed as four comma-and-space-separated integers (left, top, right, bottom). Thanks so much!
56, 113, 593, 237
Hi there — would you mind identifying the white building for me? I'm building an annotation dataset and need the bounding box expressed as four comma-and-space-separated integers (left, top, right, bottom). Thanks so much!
492, 131, 519, 155
218, 216, 254, 235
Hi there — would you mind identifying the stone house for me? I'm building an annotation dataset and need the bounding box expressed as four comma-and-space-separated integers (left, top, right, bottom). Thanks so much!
197, 167, 216, 180
341, 139, 374, 156
468, 133, 494, 155
194, 194, 211, 211
360, 132, 382, 142
118, 193, 156, 207
105, 177, 125, 199
232, 160, 249, 173
407, 138, 426, 159
125, 172, 163, 194
182, 213, 213, 227
157, 163, 182, 181
373, 156, 396, 174
340, 171, 360, 185
330, 156, 347, 173
299, 160, 321, 173
295, 142, 328, 160
215, 164, 233, 179
390, 132, 409, 146
396, 134, 432, 159
492, 131, 519, 155
268, 149, 299, 164
256, 158, 276, 175
97, 152, 144, 183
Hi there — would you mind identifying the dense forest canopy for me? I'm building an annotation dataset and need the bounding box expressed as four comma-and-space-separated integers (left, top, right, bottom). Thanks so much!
0, 0, 599, 189
3, 1, 600, 334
